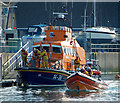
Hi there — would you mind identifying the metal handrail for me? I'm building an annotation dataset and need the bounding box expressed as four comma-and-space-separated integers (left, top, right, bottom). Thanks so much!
2, 42, 31, 78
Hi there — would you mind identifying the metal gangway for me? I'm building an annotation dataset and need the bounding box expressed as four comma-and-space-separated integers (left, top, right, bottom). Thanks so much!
2, 41, 33, 79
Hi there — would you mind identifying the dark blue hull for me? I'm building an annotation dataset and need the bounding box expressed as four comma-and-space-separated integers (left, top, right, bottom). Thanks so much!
15, 67, 70, 87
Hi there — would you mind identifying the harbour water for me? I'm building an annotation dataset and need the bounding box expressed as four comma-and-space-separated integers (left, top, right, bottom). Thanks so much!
0, 74, 120, 102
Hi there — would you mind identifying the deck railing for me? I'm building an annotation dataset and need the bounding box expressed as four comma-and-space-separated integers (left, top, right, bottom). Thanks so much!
2, 41, 32, 79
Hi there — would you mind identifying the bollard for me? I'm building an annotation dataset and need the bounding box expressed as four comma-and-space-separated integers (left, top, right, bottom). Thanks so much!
0, 54, 1, 80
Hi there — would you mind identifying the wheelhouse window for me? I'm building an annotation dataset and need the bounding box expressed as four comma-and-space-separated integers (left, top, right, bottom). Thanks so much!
32, 44, 41, 51
52, 45, 61, 54
68, 48, 71, 55
73, 48, 77, 56
42, 44, 50, 52
35, 47, 41, 51
50, 32, 54, 37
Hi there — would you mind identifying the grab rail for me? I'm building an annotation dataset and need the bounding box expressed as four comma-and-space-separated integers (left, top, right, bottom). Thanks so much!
2, 42, 31, 78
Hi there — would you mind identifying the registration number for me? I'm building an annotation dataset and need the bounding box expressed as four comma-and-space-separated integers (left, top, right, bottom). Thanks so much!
53, 74, 63, 80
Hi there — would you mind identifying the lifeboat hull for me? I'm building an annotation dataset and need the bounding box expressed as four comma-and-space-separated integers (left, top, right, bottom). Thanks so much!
15, 67, 70, 87
65, 72, 108, 90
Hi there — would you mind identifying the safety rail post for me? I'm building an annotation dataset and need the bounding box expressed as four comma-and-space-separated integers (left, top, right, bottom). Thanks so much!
16, 56, 19, 68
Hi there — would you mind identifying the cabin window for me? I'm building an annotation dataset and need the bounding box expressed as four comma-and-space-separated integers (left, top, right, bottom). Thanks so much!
34, 47, 41, 51
66, 48, 70, 55
62, 47, 74, 55
71, 48, 73, 55
32, 44, 41, 51
66, 48, 68, 55
42, 46, 50, 52
70, 48, 72, 55
73, 48, 77, 56
28, 27, 38, 33
42, 44, 50, 52
65, 47, 68, 55
52, 47, 61, 53
52, 45, 61, 54
41, 28, 45, 34
60, 27, 64, 30
68, 48, 71, 55
50, 32, 54, 37
69, 48, 72, 55
55, 26, 59, 30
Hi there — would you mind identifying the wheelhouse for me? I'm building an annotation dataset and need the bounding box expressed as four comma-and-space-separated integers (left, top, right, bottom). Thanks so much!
32, 25, 86, 71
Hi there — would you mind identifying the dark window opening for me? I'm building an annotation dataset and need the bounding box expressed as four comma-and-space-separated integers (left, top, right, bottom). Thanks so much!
52, 47, 61, 53
6, 33, 14, 40
6, 33, 14, 45
43, 46, 50, 52
34, 46, 41, 51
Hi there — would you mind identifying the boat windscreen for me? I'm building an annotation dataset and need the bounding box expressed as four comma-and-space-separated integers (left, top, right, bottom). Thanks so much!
28, 27, 38, 33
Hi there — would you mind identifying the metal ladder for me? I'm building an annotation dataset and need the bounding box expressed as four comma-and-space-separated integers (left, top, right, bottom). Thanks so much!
2, 41, 33, 79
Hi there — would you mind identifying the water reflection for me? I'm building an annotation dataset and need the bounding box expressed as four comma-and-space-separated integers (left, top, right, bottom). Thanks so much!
0, 77, 119, 102
65, 90, 100, 98
17, 87, 102, 101
16, 87, 66, 101
32, 89, 64, 101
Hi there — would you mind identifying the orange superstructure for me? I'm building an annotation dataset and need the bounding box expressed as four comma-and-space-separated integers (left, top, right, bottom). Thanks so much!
32, 25, 86, 71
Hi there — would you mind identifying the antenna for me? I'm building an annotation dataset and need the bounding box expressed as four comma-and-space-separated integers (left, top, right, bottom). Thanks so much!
71, 11, 72, 28
81, 9, 88, 31
94, 0, 96, 27
81, 1, 88, 31
45, 0, 47, 11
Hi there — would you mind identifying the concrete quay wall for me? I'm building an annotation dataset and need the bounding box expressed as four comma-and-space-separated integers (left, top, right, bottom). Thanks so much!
86, 52, 120, 72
